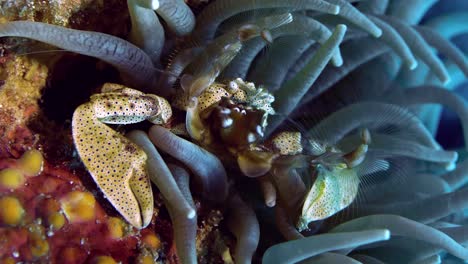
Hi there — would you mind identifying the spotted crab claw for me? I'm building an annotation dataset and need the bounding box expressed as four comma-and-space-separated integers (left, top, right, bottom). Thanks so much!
72, 83, 172, 228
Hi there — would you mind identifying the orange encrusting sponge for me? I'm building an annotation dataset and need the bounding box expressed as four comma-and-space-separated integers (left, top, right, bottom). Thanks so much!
92, 255, 118, 264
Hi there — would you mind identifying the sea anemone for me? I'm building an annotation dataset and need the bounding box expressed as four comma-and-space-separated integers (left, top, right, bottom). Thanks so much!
1, 0, 468, 263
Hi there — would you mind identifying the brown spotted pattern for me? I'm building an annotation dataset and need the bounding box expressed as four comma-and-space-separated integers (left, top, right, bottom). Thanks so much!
272, 132, 303, 155
92, 84, 172, 125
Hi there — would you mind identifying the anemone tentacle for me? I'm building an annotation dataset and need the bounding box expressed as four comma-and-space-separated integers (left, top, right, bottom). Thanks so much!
377, 15, 450, 84
127, 131, 197, 264
128, 0, 165, 65
269, 24, 347, 133
148, 125, 228, 203
368, 15, 418, 70
226, 192, 260, 264
331, 214, 468, 260
387, 0, 439, 25
156, 0, 196, 36
167, 164, 198, 264
193, 0, 340, 41
300, 37, 389, 105
0, 21, 157, 90
262, 229, 390, 264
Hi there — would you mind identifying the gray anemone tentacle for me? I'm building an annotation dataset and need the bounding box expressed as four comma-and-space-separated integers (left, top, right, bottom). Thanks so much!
356, 187, 468, 224
387, 0, 439, 25
262, 229, 390, 264
167, 164, 197, 264
350, 254, 386, 264
442, 159, 468, 191
148, 125, 228, 203
377, 15, 450, 84
275, 202, 304, 241
226, 192, 260, 264
193, 0, 340, 41
0, 21, 156, 90
415, 26, 468, 78
385, 85, 468, 150
299, 253, 362, 264
325, 0, 382, 37
156, 0, 196, 36
300, 37, 389, 105
126, 131, 197, 264
331, 214, 468, 260
368, 15, 418, 70
308, 102, 441, 149
128, 0, 165, 65
268, 24, 347, 133
356, 0, 389, 15
425, 11, 468, 38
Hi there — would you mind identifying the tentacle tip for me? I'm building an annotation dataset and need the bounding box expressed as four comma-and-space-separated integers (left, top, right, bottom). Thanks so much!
332, 57, 343, 67
266, 200, 276, 207
444, 151, 458, 171
151, 0, 160, 10
331, 5, 340, 15
445, 161, 457, 171
187, 209, 196, 219
336, 24, 347, 33
408, 60, 418, 70
372, 28, 383, 38
381, 229, 391, 240
442, 76, 452, 86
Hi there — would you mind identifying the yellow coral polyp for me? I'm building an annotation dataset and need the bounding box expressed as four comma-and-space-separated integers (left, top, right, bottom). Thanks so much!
60, 191, 96, 223
0, 196, 25, 226
137, 254, 155, 264
0, 168, 25, 189
18, 149, 44, 176
93, 256, 117, 264
30, 233, 50, 257
142, 233, 161, 249
107, 217, 125, 239
48, 212, 65, 230
2, 257, 15, 264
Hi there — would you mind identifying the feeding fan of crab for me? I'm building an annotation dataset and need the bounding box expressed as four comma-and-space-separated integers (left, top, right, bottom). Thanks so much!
2, 0, 468, 263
